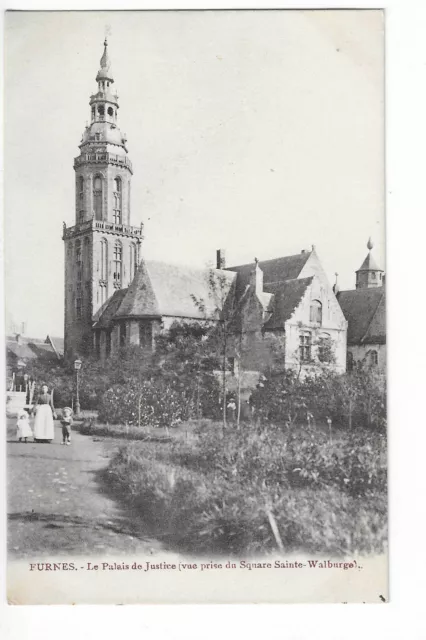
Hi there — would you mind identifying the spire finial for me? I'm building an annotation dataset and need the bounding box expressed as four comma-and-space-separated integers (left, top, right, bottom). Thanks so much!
333, 272, 339, 294
367, 237, 374, 251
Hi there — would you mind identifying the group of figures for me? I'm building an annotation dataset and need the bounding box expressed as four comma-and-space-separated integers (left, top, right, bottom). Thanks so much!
16, 384, 73, 445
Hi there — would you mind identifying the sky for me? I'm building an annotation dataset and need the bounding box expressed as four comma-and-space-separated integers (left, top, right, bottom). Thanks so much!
4, 10, 385, 338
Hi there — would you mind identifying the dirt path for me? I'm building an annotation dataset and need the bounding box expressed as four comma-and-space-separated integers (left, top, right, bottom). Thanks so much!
7, 419, 163, 559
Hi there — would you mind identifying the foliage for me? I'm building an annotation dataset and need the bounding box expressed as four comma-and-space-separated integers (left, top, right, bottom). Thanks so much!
104, 420, 387, 555
251, 368, 386, 430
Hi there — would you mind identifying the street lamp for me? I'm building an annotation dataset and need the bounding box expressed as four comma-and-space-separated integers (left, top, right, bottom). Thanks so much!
74, 359, 82, 416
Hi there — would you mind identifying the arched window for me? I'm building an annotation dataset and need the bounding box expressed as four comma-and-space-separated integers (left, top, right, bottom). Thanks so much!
130, 243, 138, 279
310, 300, 322, 325
98, 104, 105, 118
318, 333, 332, 363
369, 350, 379, 367
93, 175, 103, 220
113, 177, 122, 225
78, 177, 84, 223
75, 239, 82, 267
84, 237, 90, 277
100, 238, 107, 280
75, 239, 82, 319
113, 241, 122, 286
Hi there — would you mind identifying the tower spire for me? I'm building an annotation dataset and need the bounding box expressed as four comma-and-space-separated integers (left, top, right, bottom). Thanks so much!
96, 37, 114, 84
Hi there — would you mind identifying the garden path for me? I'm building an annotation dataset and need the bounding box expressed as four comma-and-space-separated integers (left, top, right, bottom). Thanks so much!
7, 418, 163, 559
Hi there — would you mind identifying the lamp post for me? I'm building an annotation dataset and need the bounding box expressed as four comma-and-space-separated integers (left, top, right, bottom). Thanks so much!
74, 359, 82, 416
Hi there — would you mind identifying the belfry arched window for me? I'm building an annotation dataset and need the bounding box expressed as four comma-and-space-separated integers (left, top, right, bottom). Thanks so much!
113, 177, 122, 225
93, 175, 103, 220
310, 300, 322, 325
113, 241, 122, 286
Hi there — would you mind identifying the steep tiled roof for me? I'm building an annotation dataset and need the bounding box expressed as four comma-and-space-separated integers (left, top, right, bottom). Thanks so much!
93, 289, 128, 329
6, 336, 60, 365
114, 260, 236, 321
46, 335, 64, 357
227, 252, 311, 298
264, 277, 313, 329
337, 287, 386, 345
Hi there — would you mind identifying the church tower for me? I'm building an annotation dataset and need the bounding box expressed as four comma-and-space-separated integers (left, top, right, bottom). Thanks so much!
63, 39, 143, 360
355, 238, 384, 290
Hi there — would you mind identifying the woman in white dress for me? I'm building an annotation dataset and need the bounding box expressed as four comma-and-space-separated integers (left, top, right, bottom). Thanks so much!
32, 384, 57, 442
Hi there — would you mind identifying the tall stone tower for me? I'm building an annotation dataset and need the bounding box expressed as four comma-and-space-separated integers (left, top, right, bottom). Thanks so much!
63, 39, 143, 360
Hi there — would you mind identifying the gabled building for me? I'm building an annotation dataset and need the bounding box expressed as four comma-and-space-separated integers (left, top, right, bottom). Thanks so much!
337, 239, 386, 372
93, 247, 348, 374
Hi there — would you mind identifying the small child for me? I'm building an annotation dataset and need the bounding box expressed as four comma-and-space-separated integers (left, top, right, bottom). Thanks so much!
60, 407, 73, 445
16, 409, 33, 443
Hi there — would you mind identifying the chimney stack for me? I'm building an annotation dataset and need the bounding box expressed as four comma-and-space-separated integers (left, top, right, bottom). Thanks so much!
216, 249, 226, 269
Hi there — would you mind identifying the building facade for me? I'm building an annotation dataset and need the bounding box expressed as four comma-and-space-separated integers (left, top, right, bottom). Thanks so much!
63, 39, 143, 360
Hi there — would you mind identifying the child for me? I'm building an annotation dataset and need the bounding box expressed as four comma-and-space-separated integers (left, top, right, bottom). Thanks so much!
60, 407, 73, 445
16, 409, 33, 443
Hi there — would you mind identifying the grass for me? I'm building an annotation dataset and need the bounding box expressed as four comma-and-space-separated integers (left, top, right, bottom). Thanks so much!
92, 419, 388, 557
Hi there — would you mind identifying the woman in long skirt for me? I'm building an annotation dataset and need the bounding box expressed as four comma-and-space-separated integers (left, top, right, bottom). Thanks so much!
33, 384, 56, 442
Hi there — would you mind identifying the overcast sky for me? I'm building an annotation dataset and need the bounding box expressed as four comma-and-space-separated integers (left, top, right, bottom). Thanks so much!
4, 10, 384, 338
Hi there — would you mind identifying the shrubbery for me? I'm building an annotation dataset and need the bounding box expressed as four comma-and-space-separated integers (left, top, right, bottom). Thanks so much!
251, 368, 386, 431
104, 421, 387, 556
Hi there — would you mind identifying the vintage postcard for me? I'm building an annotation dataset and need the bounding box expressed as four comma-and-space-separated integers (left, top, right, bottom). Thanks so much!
4, 9, 386, 604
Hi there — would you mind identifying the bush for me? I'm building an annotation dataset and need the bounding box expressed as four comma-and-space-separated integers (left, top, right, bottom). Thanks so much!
103, 420, 387, 556
251, 369, 386, 430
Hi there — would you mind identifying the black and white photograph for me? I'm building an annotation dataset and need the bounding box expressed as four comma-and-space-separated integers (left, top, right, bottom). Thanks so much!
4, 9, 386, 604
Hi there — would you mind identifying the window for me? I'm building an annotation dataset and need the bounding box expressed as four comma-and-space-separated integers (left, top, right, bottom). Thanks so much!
113, 241, 122, 285
113, 177, 122, 225
347, 351, 354, 372
93, 175, 102, 220
372, 272, 376, 280
106, 330, 112, 357
78, 210, 84, 223
130, 243, 138, 279
78, 176, 84, 200
369, 350, 378, 367
98, 105, 105, 117
95, 331, 101, 357
119, 322, 127, 347
91, 107, 95, 120
100, 238, 107, 280
108, 106, 114, 117
139, 323, 152, 349
84, 238, 90, 276
318, 334, 332, 363
76, 297, 82, 320
310, 300, 322, 325
299, 332, 312, 362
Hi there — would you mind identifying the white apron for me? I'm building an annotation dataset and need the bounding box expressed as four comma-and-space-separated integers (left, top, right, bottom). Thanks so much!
33, 405, 55, 440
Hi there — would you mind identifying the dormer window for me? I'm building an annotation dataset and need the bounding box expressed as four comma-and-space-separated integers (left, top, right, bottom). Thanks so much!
309, 300, 322, 325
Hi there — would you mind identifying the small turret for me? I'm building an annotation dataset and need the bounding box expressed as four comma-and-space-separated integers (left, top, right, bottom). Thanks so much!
355, 238, 384, 289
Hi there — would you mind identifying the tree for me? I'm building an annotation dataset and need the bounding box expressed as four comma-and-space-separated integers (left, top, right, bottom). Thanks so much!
191, 269, 237, 430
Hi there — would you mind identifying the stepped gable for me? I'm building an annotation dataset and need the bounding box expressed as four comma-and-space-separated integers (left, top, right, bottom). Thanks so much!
227, 251, 311, 298
114, 260, 236, 320
337, 287, 386, 345
263, 277, 314, 329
